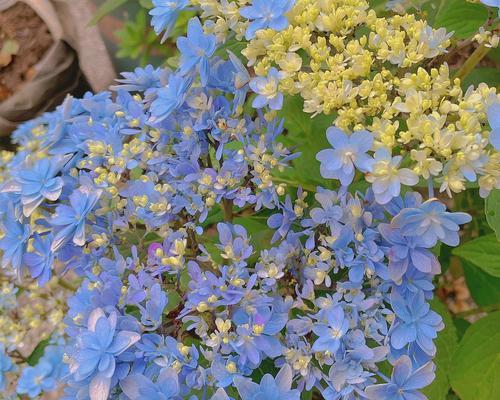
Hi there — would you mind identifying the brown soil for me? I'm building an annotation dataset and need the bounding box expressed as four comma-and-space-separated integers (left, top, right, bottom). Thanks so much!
0, 2, 53, 102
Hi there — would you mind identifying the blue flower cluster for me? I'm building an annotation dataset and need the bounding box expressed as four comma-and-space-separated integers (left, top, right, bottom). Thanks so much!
0, 7, 475, 400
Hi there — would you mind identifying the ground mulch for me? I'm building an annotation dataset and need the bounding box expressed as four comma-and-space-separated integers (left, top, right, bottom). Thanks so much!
0, 2, 53, 102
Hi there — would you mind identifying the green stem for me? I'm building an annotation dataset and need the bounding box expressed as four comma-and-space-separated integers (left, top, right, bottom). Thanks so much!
272, 177, 318, 193
454, 45, 491, 82
222, 198, 234, 222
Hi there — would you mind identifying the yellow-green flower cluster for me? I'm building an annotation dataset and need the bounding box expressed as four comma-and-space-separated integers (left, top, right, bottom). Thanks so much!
236, 0, 499, 196
0, 277, 67, 355
192, 0, 250, 42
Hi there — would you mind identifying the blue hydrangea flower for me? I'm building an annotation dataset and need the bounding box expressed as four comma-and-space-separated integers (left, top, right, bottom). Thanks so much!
177, 17, 217, 86
17, 345, 65, 398
69, 308, 141, 400
487, 101, 500, 150
365, 355, 435, 400
51, 187, 102, 251
366, 148, 419, 204
240, 0, 296, 40
17, 362, 56, 398
312, 306, 349, 354
149, 73, 192, 124
120, 367, 179, 399
24, 233, 54, 286
0, 344, 15, 390
234, 364, 300, 400
249, 67, 284, 110
150, 0, 189, 42
393, 199, 471, 247
111, 65, 168, 92
0, 214, 30, 271
317, 127, 374, 185
139, 282, 168, 329
390, 291, 443, 356
211, 388, 231, 400
2, 157, 66, 217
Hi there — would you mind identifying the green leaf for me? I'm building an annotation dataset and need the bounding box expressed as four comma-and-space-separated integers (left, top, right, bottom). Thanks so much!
138, 0, 153, 8
431, 0, 488, 39
462, 260, 500, 307
452, 234, 500, 277
453, 318, 471, 341
462, 68, 500, 90
486, 190, 500, 240
449, 312, 500, 400
423, 300, 458, 400
27, 338, 51, 366
215, 38, 247, 60
275, 95, 335, 190
165, 290, 182, 313
89, 0, 129, 26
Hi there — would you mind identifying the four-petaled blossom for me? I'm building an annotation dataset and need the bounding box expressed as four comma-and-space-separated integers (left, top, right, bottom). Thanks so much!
177, 17, 217, 86
69, 308, 141, 400
150, 0, 189, 42
317, 127, 374, 185
365, 355, 435, 400
487, 101, 500, 150
366, 148, 418, 204
120, 368, 179, 399
234, 364, 300, 400
393, 199, 471, 247
51, 187, 102, 251
240, 0, 296, 40
312, 306, 349, 354
249, 67, 284, 110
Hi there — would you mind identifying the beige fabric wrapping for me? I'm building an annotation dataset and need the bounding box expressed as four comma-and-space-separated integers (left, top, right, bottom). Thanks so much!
0, 0, 116, 136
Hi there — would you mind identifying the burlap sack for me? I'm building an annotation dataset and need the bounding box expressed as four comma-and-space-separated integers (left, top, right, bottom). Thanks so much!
0, 0, 115, 136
